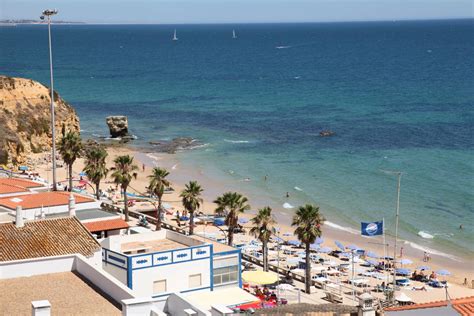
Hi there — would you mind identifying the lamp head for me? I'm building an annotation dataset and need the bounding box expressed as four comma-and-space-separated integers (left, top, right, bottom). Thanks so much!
42, 9, 58, 16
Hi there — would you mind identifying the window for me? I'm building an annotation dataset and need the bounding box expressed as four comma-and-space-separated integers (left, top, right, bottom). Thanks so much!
189, 274, 202, 288
153, 279, 167, 294
213, 266, 238, 285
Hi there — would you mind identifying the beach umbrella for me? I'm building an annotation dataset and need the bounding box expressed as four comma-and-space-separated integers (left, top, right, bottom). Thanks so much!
366, 251, 379, 259
242, 271, 278, 285
335, 241, 345, 251
273, 236, 284, 243
318, 247, 332, 253
346, 244, 359, 251
339, 252, 352, 258
238, 218, 249, 224
315, 237, 324, 244
286, 258, 300, 265
395, 293, 412, 303
436, 269, 451, 276
310, 243, 320, 250
288, 240, 301, 246
399, 258, 413, 265
365, 259, 378, 266
79, 171, 86, 177
395, 268, 411, 276
417, 265, 430, 271
19, 166, 28, 171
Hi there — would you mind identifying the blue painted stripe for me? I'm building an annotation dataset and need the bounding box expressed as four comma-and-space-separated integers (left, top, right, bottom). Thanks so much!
180, 286, 211, 293
238, 249, 242, 288
109, 255, 126, 264
102, 260, 127, 270
130, 244, 212, 258
214, 249, 240, 257
210, 244, 214, 291
131, 256, 210, 270
127, 257, 133, 289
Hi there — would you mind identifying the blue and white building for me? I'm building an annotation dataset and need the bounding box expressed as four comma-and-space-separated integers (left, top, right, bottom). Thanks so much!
100, 230, 242, 299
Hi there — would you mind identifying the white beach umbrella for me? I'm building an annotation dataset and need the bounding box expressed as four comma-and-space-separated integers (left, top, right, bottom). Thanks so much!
395, 293, 412, 303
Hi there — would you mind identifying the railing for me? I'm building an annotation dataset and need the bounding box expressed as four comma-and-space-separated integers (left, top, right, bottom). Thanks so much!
100, 202, 188, 235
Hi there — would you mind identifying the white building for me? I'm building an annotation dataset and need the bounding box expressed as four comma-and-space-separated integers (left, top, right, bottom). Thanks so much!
100, 230, 243, 301
0, 191, 100, 220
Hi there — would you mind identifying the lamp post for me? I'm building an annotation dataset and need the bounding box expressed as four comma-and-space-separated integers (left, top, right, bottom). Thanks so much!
40, 9, 58, 191
382, 169, 402, 302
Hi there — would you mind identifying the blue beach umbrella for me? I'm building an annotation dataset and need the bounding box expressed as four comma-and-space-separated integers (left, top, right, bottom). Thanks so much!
238, 218, 249, 224
310, 243, 320, 250
346, 244, 359, 251
417, 265, 430, 271
399, 259, 413, 265
315, 237, 324, 244
436, 269, 451, 276
340, 252, 352, 258
366, 259, 378, 266
273, 236, 284, 243
335, 241, 345, 251
366, 251, 379, 259
288, 240, 301, 246
79, 171, 86, 177
318, 247, 332, 253
213, 218, 225, 226
396, 268, 411, 276
19, 166, 28, 171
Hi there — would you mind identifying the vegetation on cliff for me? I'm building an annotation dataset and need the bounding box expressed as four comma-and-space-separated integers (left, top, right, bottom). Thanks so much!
0, 76, 80, 166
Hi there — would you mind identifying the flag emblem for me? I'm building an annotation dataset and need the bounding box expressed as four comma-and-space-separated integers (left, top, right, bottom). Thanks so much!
361, 221, 383, 236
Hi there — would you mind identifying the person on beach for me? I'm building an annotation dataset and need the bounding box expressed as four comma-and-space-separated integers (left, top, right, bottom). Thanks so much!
142, 164, 145, 172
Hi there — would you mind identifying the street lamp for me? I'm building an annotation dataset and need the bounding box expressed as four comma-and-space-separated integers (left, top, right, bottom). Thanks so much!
40, 9, 58, 191
381, 169, 402, 302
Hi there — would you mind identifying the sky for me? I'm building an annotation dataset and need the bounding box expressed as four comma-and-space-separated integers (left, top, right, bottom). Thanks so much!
1, 0, 473, 24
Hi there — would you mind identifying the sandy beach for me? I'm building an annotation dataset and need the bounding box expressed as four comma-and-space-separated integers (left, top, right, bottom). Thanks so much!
29, 144, 473, 303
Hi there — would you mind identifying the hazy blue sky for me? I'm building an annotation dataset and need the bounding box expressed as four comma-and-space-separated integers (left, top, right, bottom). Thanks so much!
2, 0, 473, 23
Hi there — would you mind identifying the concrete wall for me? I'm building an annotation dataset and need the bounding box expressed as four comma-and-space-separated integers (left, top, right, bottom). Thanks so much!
102, 261, 128, 286
74, 255, 135, 304
9, 201, 100, 220
167, 231, 205, 247
0, 255, 75, 279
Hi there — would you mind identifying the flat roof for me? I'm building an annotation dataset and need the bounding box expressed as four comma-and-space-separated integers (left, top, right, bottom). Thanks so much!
185, 287, 259, 311
121, 238, 189, 253
47, 208, 118, 221
0, 178, 44, 188
191, 235, 237, 254
0, 272, 121, 315
0, 192, 95, 210
84, 218, 129, 233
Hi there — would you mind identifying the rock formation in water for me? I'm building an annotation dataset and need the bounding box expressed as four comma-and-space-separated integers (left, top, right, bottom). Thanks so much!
0, 76, 80, 166
106, 115, 129, 138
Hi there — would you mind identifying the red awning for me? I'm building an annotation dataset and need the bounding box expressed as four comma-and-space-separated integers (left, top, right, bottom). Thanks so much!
83, 218, 129, 233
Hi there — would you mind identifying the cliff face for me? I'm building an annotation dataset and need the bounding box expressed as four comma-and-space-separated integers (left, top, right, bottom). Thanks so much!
0, 76, 80, 166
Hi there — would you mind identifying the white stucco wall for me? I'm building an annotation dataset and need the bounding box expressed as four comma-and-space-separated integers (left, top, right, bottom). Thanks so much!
131, 257, 211, 297
103, 261, 128, 285
3, 200, 101, 220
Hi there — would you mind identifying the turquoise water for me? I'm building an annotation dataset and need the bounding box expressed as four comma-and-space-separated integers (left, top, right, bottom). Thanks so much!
1, 20, 473, 258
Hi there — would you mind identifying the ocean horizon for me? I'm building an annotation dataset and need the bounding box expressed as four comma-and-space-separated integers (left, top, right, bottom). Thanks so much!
1, 19, 473, 260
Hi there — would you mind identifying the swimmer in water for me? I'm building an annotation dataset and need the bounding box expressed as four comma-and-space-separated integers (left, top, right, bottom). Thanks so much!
286, 192, 290, 198
264, 175, 268, 181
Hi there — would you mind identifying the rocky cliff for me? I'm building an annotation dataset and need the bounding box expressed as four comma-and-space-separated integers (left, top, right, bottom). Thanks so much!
0, 76, 80, 166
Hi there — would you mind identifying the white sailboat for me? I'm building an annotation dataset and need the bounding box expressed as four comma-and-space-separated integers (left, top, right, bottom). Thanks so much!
172, 29, 178, 41
232, 29, 237, 39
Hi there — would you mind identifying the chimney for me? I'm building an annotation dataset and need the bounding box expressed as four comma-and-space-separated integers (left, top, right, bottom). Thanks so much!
15, 205, 24, 228
31, 300, 51, 316
68, 193, 76, 217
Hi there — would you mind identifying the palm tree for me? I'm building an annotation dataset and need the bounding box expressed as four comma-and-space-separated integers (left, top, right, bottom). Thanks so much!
58, 131, 82, 191
148, 167, 170, 230
292, 204, 324, 294
250, 206, 276, 272
214, 192, 250, 246
83, 145, 108, 200
111, 155, 138, 221
180, 181, 203, 235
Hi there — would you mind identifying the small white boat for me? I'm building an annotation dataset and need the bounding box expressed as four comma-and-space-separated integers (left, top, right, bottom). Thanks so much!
232, 29, 237, 39
172, 29, 178, 41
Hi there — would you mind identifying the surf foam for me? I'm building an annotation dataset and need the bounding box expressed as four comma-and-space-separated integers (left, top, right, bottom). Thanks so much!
283, 202, 294, 209
418, 231, 434, 239
224, 139, 250, 144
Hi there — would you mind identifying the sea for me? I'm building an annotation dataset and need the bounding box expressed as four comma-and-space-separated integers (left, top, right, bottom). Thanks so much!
1, 19, 473, 260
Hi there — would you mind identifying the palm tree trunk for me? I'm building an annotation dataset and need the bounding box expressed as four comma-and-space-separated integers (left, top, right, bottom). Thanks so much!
156, 197, 162, 231
228, 226, 234, 246
189, 210, 194, 235
68, 164, 73, 192
305, 242, 311, 294
123, 187, 130, 222
95, 182, 100, 200
262, 241, 268, 272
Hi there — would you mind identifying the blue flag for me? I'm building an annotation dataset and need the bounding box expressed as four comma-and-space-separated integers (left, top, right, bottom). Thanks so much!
361, 221, 383, 236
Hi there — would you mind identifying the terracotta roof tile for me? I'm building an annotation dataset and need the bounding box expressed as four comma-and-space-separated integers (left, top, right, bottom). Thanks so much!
83, 218, 129, 233
0, 183, 29, 194
385, 296, 474, 315
0, 191, 95, 210
0, 178, 44, 188
0, 217, 101, 261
